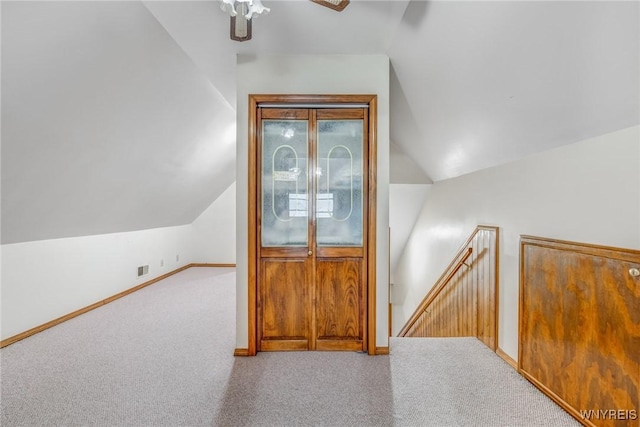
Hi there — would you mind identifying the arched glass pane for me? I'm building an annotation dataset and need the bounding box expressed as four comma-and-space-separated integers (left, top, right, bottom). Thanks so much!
316, 120, 363, 247
261, 120, 309, 247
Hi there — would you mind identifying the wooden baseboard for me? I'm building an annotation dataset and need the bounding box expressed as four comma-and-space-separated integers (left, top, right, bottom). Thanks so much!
496, 347, 518, 370
0, 300, 108, 349
191, 263, 236, 268
0, 263, 235, 348
375, 346, 389, 355
519, 368, 593, 426
234, 348, 251, 357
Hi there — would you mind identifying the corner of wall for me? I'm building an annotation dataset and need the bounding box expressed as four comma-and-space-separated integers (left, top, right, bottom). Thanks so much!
191, 182, 237, 264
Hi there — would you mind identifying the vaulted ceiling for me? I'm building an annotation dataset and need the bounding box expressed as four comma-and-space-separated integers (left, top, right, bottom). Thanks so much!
2, 1, 638, 244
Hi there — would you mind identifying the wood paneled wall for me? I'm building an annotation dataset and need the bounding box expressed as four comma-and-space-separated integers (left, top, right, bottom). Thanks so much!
519, 236, 640, 427
399, 226, 498, 351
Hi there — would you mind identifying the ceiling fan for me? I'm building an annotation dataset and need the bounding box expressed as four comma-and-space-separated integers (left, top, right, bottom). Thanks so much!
220, 0, 350, 42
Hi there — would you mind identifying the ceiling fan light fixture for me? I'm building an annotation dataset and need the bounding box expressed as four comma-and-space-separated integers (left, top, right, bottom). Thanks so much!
230, 3, 252, 42
222, 0, 270, 42
245, 0, 270, 20
311, 0, 349, 12
220, 0, 238, 16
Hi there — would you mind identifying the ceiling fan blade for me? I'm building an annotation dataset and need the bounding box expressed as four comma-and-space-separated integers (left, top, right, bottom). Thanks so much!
311, 0, 349, 12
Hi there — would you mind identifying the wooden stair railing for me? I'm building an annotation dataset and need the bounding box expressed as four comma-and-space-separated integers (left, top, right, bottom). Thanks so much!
398, 225, 499, 351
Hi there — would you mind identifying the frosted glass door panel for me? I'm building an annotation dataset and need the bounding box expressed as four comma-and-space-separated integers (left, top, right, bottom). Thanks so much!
262, 120, 309, 247
316, 120, 364, 247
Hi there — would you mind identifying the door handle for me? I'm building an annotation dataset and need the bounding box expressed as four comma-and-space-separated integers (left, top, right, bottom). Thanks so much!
308, 250, 313, 256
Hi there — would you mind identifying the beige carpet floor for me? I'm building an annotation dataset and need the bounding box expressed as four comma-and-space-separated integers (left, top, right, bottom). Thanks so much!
1, 267, 579, 426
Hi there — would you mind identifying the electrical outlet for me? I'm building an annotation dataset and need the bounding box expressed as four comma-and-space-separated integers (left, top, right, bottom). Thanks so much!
176, 254, 179, 262
160, 259, 164, 267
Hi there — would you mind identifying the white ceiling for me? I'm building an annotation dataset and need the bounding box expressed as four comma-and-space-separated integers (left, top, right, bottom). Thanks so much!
389, 1, 639, 181
145, 0, 639, 182
142, 0, 411, 110
2, 0, 638, 244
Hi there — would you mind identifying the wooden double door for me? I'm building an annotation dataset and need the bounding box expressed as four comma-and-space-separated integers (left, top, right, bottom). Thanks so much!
257, 106, 370, 352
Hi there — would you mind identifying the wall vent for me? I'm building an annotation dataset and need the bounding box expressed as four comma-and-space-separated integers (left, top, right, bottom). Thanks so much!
137, 265, 149, 277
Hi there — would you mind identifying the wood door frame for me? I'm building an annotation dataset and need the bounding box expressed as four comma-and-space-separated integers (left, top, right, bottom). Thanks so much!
247, 94, 378, 356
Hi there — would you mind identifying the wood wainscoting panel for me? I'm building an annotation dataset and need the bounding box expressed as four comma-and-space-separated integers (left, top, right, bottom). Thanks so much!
315, 258, 364, 351
259, 259, 310, 351
520, 236, 640, 427
399, 226, 499, 351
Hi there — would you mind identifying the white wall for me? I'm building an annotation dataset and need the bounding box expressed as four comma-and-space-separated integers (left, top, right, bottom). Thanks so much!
236, 54, 390, 349
192, 182, 236, 264
1, 185, 240, 341
1, 225, 196, 340
393, 126, 640, 357
389, 183, 431, 280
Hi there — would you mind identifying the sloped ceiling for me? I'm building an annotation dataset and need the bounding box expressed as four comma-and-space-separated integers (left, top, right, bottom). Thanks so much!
389, 1, 639, 181
1, 1, 236, 244
141, 0, 411, 109
2, 1, 638, 245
